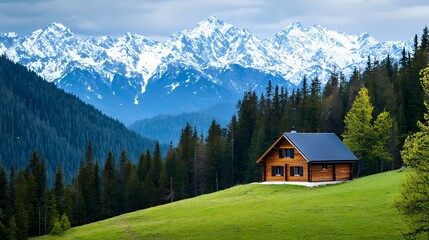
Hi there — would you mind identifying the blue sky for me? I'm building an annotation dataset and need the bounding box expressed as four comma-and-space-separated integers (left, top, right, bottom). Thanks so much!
0, 0, 428, 42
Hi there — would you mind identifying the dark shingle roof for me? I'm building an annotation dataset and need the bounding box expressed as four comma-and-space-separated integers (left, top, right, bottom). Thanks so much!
284, 133, 358, 162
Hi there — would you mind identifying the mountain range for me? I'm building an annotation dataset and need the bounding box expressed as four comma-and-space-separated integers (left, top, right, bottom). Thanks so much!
0, 16, 412, 125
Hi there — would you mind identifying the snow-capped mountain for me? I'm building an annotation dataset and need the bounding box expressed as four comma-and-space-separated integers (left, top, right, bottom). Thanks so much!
0, 16, 412, 124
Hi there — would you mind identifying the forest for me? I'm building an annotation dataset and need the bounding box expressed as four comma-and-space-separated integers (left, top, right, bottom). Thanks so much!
0, 56, 163, 184
0, 27, 428, 239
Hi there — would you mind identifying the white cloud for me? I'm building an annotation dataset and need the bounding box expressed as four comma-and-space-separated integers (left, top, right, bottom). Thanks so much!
0, 0, 427, 42
379, 5, 429, 20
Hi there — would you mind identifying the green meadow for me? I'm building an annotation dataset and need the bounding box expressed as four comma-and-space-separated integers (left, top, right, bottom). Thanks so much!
36, 170, 406, 239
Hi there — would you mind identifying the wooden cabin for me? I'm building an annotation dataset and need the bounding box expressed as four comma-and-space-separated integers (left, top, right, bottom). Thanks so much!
256, 133, 358, 182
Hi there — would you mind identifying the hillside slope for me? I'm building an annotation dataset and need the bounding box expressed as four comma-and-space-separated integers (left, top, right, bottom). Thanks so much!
0, 56, 162, 182
39, 171, 406, 239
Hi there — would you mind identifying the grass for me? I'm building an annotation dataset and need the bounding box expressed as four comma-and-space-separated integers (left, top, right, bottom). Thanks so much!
36, 170, 406, 239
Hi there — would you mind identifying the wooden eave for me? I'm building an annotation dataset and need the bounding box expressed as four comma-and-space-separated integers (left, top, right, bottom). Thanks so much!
255, 134, 309, 163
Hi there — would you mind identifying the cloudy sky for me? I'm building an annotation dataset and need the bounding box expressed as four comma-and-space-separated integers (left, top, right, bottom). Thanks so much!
0, 0, 428, 42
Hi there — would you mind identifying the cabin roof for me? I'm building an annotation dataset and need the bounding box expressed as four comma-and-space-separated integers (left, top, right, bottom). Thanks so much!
284, 133, 358, 162
256, 133, 358, 163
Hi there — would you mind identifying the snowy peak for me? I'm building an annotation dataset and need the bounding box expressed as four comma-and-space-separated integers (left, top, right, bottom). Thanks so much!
47, 22, 69, 32
0, 19, 412, 123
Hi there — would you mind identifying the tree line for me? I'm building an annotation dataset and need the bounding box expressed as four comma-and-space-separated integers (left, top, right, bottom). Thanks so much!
0, 141, 169, 239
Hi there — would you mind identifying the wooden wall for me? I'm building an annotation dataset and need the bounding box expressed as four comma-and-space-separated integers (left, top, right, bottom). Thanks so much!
335, 163, 352, 180
310, 163, 353, 182
263, 138, 308, 182
310, 164, 334, 181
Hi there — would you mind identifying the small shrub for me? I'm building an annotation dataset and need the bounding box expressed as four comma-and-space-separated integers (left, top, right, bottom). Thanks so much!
60, 213, 71, 231
50, 220, 62, 235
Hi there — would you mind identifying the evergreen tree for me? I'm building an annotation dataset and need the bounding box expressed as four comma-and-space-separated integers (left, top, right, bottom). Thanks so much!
25, 172, 37, 236
118, 149, 131, 213
137, 151, 150, 183
308, 77, 322, 132
0, 166, 7, 211
14, 169, 28, 240
270, 85, 282, 136
142, 176, 157, 208
92, 161, 101, 220
235, 91, 258, 183
125, 168, 141, 211
6, 166, 16, 219
70, 178, 86, 226
321, 71, 343, 135
175, 123, 196, 199
53, 164, 64, 215
77, 143, 100, 222
0, 209, 9, 239
102, 151, 117, 218
150, 142, 162, 188
228, 115, 237, 186
8, 215, 17, 240
60, 213, 71, 231
205, 120, 227, 192
27, 150, 47, 231
195, 133, 207, 194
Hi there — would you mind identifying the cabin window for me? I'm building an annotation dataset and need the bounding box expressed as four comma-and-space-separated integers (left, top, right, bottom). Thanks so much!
278, 148, 294, 158
271, 166, 284, 176
322, 164, 328, 170
290, 166, 303, 177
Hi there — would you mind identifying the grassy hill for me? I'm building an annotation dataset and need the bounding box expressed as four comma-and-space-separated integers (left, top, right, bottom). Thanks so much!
36, 170, 406, 239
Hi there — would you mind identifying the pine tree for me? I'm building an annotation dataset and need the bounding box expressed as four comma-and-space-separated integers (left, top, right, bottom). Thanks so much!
60, 213, 71, 231
308, 77, 322, 132
25, 172, 37, 236
137, 151, 150, 183
27, 150, 47, 232
53, 164, 64, 215
142, 175, 157, 208
270, 85, 282, 136
150, 142, 162, 188
0, 209, 9, 239
92, 161, 101, 220
235, 91, 258, 183
175, 123, 196, 199
14, 169, 28, 240
125, 168, 141, 211
78, 142, 100, 223
6, 166, 16, 219
8, 215, 17, 240
102, 151, 117, 218
0, 166, 7, 211
70, 178, 86, 226
205, 120, 227, 192
118, 149, 131, 213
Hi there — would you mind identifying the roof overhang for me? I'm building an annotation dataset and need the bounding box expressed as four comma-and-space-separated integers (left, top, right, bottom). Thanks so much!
256, 134, 308, 163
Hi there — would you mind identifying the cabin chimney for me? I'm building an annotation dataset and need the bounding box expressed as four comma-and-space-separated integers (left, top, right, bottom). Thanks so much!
291, 127, 297, 133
